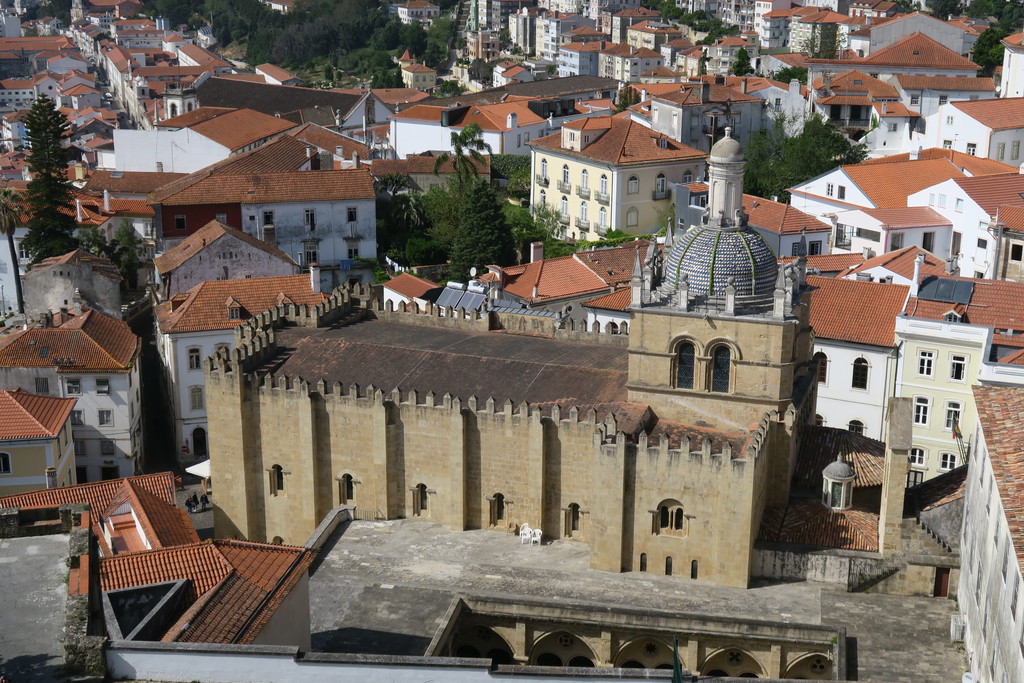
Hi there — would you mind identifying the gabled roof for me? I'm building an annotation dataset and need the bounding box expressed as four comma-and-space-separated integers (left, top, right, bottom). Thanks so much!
950, 97, 1024, 131
581, 287, 630, 311
29, 248, 121, 281
154, 220, 297, 275
860, 147, 1017, 176
838, 157, 966, 208
501, 242, 650, 303
99, 539, 314, 644
157, 107, 296, 151
759, 497, 879, 551
973, 385, 1024, 574
156, 274, 326, 334
892, 74, 995, 92
0, 308, 140, 373
150, 167, 375, 206
288, 122, 368, 159
255, 63, 297, 82
529, 116, 705, 165
195, 77, 364, 126
368, 155, 489, 176
745, 194, 831, 235
383, 272, 439, 299
858, 32, 979, 69
952, 173, 1024, 215
807, 274, 907, 346
838, 245, 947, 282
0, 389, 76, 440
82, 170, 188, 195
813, 69, 899, 99
905, 276, 1024, 329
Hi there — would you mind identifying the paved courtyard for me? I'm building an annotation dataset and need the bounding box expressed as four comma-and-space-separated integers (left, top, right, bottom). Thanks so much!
0, 534, 70, 682
309, 519, 966, 682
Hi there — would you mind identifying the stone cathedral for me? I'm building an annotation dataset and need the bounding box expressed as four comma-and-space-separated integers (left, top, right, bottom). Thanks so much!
206, 132, 821, 589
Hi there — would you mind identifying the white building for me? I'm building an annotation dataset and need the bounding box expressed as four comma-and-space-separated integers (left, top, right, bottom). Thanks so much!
833, 207, 952, 258
915, 98, 1024, 161
154, 273, 325, 463
389, 102, 557, 158
1001, 31, 1024, 98
892, 74, 996, 119
961, 385, 1024, 683
0, 309, 143, 482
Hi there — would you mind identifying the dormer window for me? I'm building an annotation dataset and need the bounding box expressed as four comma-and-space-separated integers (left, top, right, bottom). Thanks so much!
228, 307, 242, 321
944, 311, 961, 323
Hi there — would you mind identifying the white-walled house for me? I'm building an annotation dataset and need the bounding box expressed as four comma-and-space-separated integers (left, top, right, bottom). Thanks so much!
807, 275, 908, 441
381, 272, 441, 310
0, 224, 27, 315
1000, 31, 1024, 98
0, 309, 142, 482
389, 102, 557, 158
892, 74, 996, 119
832, 207, 952, 259
154, 274, 325, 463
581, 287, 630, 333
915, 98, 1024, 161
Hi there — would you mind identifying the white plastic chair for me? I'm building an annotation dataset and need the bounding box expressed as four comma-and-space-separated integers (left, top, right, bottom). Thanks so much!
531, 528, 542, 546
519, 523, 532, 544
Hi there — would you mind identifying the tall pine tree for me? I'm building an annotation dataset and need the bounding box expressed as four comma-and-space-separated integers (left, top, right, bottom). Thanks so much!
21, 97, 77, 262
449, 180, 515, 280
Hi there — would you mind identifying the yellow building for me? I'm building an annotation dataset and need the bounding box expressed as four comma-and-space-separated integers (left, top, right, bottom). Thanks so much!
528, 115, 706, 240
0, 389, 77, 496
401, 61, 436, 91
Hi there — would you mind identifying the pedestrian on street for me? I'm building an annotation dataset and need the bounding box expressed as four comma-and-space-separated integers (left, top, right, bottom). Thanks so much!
200, 494, 209, 512
185, 499, 194, 514
190, 493, 199, 509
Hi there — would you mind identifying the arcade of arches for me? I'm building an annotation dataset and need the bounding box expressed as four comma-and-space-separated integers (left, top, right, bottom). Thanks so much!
436, 598, 838, 679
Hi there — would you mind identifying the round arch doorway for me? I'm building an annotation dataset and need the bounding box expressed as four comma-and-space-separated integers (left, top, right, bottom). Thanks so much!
192, 427, 208, 458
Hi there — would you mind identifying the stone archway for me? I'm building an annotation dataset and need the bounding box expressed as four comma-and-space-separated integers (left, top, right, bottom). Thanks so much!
613, 637, 676, 670
783, 653, 832, 679
530, 631, 598, 667
450, 626, 514, 664
700, 647, 765, 678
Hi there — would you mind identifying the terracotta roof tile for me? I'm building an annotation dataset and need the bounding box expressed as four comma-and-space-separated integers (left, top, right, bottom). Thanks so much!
154, 220, 297, 275
369, 155, 489, 176
384, 272, 439, 299
859, 147, 1017, 176
529, 116, 704, 165
759, 498, 879, 551
581, 287, 630, 311
893, 74, 995, 92
159, 107, 296, 151
151, 167, 375, 206
156, 274, 326, 334
906, 465, 967, 513
0, 389, 76, 440
795, 425, 886, 489
858, 32, 978, 70
30, 248, 121, 280
856, 207, 950, 228
255, 63, 297, 82
951, 97, 1024, 130
808, 275, 907, 346
838, 245, 947, 281
973, 386, 1024, 573
0, 308, 140, 372
276, 123, 368, 159
952, 173, 1024, 214
840, 157, 966, 208
905, 276, 1024, 329
802, 252, 867, 273
745, 195, 831, 235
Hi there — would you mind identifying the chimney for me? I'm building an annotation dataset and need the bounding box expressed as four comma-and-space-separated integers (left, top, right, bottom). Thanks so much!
352, 152, 361, 169
263, 224, 276, 247
911, 251, 925, 297
45, 467, 57, 489
530, 241, 544, 262
309, 263, 320, 292
946, 255, 959, 275
855, 272, 873, 281
861, 246, 874, 259
75, 198, 83, 223
103, 188, 110, 212
507, 112, 517, 129
909, 146, 920, 160
700, 81, 709, 103
881, 101, 887, 114
789, 78, 800, 95
878, 397, 911, 554
641, 88, 647, 101
740, 78, 747, 94
155, 161, 164, 172
1019, 162, 1024, 175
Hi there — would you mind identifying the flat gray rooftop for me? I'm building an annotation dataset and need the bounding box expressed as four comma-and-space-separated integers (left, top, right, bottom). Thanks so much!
309, 520, 964, 683
0, 534, 69, 682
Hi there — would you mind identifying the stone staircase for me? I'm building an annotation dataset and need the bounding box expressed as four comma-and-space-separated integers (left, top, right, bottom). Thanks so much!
848, 558, 904, 593
901, 516, 956, 557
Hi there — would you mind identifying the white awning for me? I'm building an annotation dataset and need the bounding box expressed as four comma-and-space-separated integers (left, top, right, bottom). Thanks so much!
185, 459, 211, 478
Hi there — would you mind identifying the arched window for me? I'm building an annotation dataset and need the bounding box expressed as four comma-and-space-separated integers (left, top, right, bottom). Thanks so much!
711, 346, 731, 393
270, 464, 284, 495
569, 502, 580, 531
655, 500, 686, 536
659, 505, 670, 528
599, 174, 608, 194
415, 483, 429, 514
560, 196, 568, 218
489, 493, 505, 525
639, 553, 647, 572
814, 351, 828, 384
598, 206, 607, 228
628, 176, 639, 194
852, 357, 868, 389
561, 164, 570, 184
340, 473, 355, 503
690, 560, 698, 579
676, 341, 695, 389
665, 556, 673, 576
626, 207, 638, 227
848, 420, 864, 435
169, 102, 178, 118
541, 158, 548, 179
655, 172, 666, 192
682, 170, 693, 183
538, 189, 546, 205
580, 202, 588, 223
580, 169, 589, 189
673, 509, 684, 530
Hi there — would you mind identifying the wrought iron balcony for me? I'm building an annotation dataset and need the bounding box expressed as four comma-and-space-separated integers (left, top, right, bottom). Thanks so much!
558, 214, 570, 225
652, 189, 669, 200
556, 180, 572, 193
535, 174, 549, 186
595, 191, 610, 205
575, 185, 591, 199
575, 217, 591, 229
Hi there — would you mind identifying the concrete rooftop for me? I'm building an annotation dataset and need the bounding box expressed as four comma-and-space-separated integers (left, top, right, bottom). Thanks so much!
0, 534, 69, 682
309, 520, 965, 682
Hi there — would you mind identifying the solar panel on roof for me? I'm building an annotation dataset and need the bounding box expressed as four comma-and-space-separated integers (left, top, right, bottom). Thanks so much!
918, 277, 974, 304
458, 292, 484, 311
435, 288, 462, 308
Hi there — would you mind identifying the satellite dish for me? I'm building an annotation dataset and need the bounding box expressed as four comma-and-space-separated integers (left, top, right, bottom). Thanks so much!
470, 267, 478, 277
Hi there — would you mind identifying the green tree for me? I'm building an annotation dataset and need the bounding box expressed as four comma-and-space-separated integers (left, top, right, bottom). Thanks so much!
732, 47, 752, 76
422, 184, 461, 247
0, 187, 24, 314
111, 222, 144, 289
973, 27, 1010, 76
20, 97, 77, 263
371, 67, 402, 88
449, 179, 515, 279
374, 172, 409, 196
803, 24, 841, 59
615, 84, 640, 112
432, 122, 492, 194
774, 66, 808, 85
928, 0, 961, 19
436, 80, 466, 96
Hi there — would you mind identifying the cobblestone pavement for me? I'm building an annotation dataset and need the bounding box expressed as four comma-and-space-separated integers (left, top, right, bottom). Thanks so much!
309, 519, 966, 682
175, 478, 213, 540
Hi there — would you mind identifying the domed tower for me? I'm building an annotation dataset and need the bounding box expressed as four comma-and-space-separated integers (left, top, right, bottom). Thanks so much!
626, 127, 816, 435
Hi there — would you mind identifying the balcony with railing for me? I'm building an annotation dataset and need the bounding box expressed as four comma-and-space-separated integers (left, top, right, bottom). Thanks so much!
652, 189, 669, 201
575, 217, 591, 230
535, 174, 549, 186
556, 180, 571, 193
558, 214, 570, 225
595, 190, 610, 205
575, 185, 591, 199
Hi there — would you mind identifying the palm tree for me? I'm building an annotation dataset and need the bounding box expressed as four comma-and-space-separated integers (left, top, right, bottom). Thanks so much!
0, 186, 24, 315
433, 123, 492, 192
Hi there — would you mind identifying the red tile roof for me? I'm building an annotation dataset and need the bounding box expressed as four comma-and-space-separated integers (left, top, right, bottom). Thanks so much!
856, 207, 950, 228
581, 287, 630, 311
0, 308, 141, 372
973, 385, 1024, 573
83, 170, 188, 195
838, 245, 948, 281
952, 173, 1024, 214
151, 168, 375, 206
808, 275, 907, 346
0, 388, 76, 440
154, 220, 297, 275
501, 242, 650, 303
255, 63, 297, 82
29, 248, 121, 281
384, 272, 439, 299
745, 194, 831, 235
368, 155, 489, 176
859, 147, 1017, 176
839, 157, 966, 208
759, 498, 879, 551
156, 274, 326, 334
905, 276, 1024, 330
159, 107, 296, 151
529, 116, 705, 165
893, 74, 995, 92
795, 425, 886, 488
859, 32, 978, 69
951, 97, 1024, 131
907, 465, 967, 512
